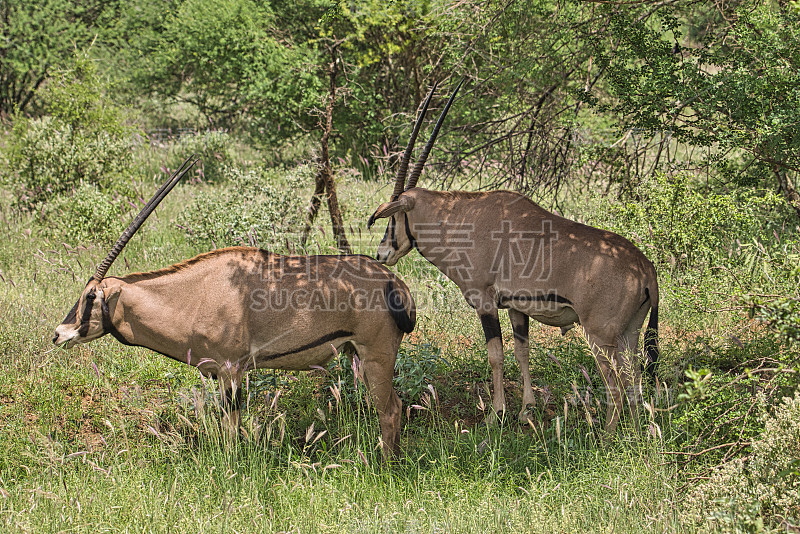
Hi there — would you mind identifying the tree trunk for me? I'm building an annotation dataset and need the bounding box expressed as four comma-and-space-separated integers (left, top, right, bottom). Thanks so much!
300, 163, 325, 247
775, 166, 800, 220
301, 40, 351, 254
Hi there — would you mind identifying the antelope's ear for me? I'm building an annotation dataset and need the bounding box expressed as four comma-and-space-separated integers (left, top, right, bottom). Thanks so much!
367, 197, 415, 229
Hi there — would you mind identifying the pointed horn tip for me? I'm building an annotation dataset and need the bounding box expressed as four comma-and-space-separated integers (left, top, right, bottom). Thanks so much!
391, 81, 441, 199
405, 78, 465, 192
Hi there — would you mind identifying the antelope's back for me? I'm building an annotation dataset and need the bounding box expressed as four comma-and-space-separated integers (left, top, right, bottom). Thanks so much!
219, 248, 414, 333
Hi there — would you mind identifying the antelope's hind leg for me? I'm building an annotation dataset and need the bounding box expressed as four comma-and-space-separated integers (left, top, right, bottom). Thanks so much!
219, 375, 243, 439
356, 343, 402, 459
616, 314, 649, 430
585, 333, 625, 438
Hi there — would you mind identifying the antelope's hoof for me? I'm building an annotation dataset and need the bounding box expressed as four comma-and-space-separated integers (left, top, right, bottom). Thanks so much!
482, 408, 506, 425
518, 404, 536, 424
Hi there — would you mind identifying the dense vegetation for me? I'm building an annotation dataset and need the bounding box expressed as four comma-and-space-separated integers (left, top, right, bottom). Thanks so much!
0, 0, 798, 531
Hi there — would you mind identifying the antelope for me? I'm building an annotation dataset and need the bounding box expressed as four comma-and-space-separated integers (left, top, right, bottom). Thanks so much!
368, 82, 659, 436
54, 156, 416, 457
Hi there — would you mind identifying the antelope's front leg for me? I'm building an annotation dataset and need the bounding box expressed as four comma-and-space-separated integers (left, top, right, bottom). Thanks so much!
478, 309, 506, 422
509, 309, 535, 422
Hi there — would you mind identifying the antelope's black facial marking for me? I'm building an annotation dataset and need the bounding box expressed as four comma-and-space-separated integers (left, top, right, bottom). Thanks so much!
62, 300, 80, 325
389, 216, 398, 250
101, 294, 131, 345
380, 216, 397, 251
403, 213, 417, 249
77, 291, 97, 337
479, 314, 502, 343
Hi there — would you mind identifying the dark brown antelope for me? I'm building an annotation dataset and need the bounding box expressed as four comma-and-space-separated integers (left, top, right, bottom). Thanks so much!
54, 156, 416, 457
368, 83, 658, 435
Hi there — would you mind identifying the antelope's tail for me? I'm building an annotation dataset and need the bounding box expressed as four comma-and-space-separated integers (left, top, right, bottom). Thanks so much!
384, 280, 416, 334
644, 287, 659, 378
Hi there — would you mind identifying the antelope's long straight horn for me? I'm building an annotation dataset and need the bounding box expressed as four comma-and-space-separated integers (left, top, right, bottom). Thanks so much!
406, 78, 464, 191
93, 154, 199, 281
391, 82, 438, 201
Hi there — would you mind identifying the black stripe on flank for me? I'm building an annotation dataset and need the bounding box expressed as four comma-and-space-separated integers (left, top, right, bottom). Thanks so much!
479, 314, 502, 343
262, 330, 354, 362
499, 293, 573, 306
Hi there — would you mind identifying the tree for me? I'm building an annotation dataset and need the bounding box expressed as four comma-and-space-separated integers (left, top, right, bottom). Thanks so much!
0, 0, 120, 116
586, 1, 800, 216
302, 38, 351, 254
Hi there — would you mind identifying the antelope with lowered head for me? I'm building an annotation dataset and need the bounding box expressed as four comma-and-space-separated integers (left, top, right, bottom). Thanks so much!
54, 156, 415, 457
368, 82, 658, 436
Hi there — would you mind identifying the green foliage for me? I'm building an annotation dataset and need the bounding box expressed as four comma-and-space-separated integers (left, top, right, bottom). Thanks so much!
591, 2, 800, 197
4, 53, 136, 210
676, 367, 768, 457
751, 296, 800, 347
684, 391, 800, 532
40, 183, 127, 245
393, 342, 448, 404
177, 165, 305, 249
609, 173, 785, 269
0, 0, 120, 114
138, 0, 320, 139
748, 254, 800, 346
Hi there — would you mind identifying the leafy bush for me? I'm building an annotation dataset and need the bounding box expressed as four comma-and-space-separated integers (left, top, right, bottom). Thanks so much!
748, 251, 800, 347
4, 53, 136, 210
41, 183, 127, 245
608, 173, 785, 269
684, 391, 800, 532
177, 165, 304, 249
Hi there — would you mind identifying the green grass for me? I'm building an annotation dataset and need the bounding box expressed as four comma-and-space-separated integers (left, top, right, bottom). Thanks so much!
0, 144, 795, 532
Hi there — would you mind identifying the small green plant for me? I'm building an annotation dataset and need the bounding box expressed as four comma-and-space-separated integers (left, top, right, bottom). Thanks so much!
608, 173, 785, 270
173, 130, 234, 183
40, 183, 127, 245
394, 342, 448, 405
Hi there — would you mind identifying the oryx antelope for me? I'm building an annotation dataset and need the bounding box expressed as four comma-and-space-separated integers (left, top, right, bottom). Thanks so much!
54, 156, 416, 457
368, 83, 658, 435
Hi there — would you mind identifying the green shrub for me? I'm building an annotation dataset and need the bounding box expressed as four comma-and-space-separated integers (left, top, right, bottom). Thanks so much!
748, 252, 800, 347
4, 53, 136, 210
40, 183, 127, 246
8, 118, 135, 208
177, 165, 304, 249
608, 173, 785, 270
684, 391, 800, 532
